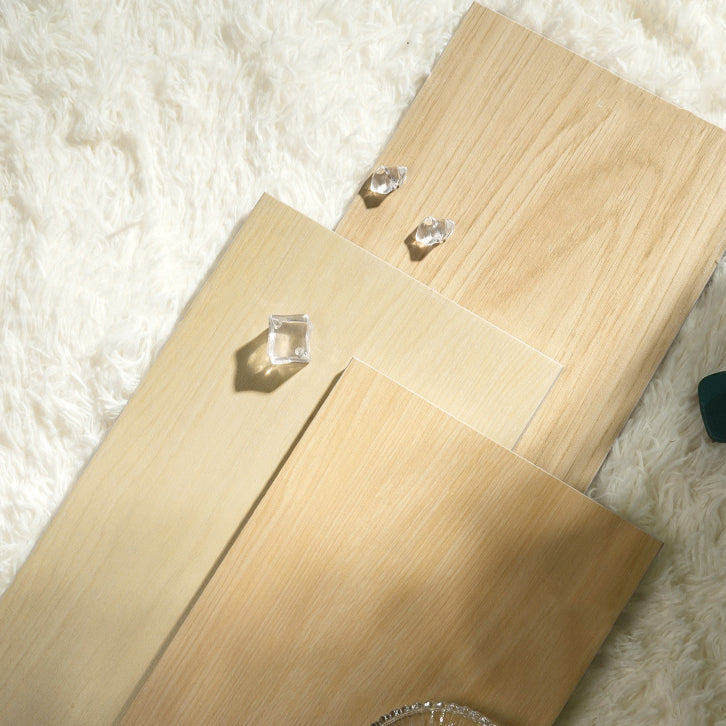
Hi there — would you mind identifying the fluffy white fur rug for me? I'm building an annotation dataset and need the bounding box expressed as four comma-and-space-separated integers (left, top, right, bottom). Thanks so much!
2, 1, 726, 723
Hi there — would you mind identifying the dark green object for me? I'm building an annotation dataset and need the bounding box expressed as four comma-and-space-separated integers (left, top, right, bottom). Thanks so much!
698, 372, 726, 442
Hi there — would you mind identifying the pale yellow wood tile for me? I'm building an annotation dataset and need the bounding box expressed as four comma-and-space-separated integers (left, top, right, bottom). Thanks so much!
121, 360, 660, 726
0, 196, 559, 726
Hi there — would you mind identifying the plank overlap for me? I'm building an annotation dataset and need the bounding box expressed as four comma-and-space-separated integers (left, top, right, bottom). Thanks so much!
0, 196, 559, 725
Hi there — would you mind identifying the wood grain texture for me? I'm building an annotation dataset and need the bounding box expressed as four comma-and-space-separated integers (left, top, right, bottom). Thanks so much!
0, 196, 559, 726
336, 4, 726, 490
121, 360, 660, 726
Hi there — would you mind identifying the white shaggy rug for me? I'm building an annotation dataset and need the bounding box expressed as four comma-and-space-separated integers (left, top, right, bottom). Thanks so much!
2, 1, 726, 723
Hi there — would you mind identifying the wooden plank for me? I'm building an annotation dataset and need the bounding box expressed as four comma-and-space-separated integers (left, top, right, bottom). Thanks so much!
336, 4, 726, 490
120, 360, 660, 726
0, 196, 560, 726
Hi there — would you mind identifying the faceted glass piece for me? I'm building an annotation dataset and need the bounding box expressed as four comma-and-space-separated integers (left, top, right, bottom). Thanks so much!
267, 314, 312, 365
414, 216, 455, 247
370, 165, 407, 195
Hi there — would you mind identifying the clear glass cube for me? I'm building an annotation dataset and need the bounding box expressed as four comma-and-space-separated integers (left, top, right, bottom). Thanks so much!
267, 314, 312, 364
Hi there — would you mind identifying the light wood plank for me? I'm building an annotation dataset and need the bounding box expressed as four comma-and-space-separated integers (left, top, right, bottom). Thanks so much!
0, 196, 559, 726
121, 359, 660, 726
336, 4, 726, 490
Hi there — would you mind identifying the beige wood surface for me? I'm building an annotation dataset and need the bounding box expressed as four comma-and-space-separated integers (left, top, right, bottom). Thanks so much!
336, 4, 726, 491
121, 360, 660, 726
0, 196, 560, 726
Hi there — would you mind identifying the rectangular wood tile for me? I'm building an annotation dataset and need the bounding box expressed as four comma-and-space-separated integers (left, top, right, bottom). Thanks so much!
336, 4, 726, 490
0, 195, 560, 725
120, 359, 660, 726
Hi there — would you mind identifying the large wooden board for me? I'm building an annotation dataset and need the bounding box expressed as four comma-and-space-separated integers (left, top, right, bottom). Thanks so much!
0, 196, 560, 725
336, 4, 726, 490
120, 360, 660, 726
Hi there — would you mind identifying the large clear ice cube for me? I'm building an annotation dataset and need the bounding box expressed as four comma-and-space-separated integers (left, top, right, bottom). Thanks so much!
267, 314, 312, 365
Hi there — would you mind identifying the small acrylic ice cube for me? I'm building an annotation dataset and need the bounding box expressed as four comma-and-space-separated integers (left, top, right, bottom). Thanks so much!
370, 165, 407, 195
267, 314, 312, 365
414, 216, 455, 247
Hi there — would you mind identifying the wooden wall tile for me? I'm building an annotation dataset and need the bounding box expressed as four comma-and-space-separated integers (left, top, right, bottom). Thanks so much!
336, 5, 726, 489
0, 196, 559, 725
121, 360, 660, 726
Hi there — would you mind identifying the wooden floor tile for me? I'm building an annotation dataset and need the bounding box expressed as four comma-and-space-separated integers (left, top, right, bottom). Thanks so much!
336, 4, 726, 490
121, 360, 660, 726
0, 196, 559, 725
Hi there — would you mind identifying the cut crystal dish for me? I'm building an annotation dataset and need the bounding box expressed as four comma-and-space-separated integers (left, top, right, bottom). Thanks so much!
371, 701, 497, 725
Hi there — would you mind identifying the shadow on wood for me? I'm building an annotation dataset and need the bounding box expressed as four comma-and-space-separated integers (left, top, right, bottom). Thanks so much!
405, 229, 437, 262
234, 331, 306, 393
358, 175, 387, 209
